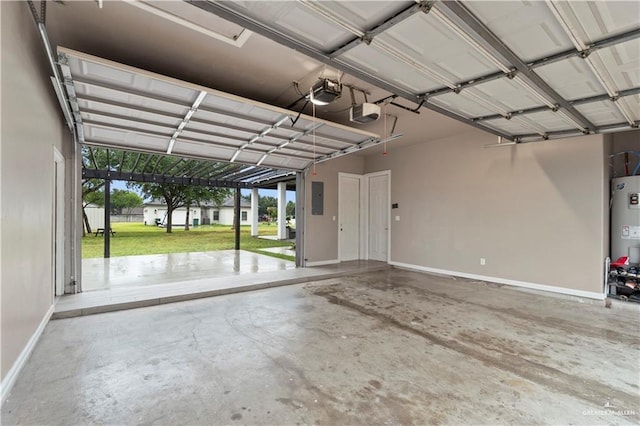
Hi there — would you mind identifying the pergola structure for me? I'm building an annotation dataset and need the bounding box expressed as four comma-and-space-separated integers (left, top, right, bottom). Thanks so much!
82, 146, 298, 259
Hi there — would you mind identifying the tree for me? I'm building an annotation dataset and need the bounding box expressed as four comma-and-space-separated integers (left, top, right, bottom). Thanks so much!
132, 182, 230, 233
84, 189, 104, 207
259, 196, 277, 217
81, 147, 133, 235
83, 147, 232, 233
110, 189, 143, 214
82, 188, 104, 235
286, 201, 296, 218
182, 185, 229, 231
266, 206, 277, 222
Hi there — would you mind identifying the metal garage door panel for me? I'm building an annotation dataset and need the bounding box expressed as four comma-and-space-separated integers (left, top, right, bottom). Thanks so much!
575, 100, 626, 126
564, 1, 640, 43
258, 135, 287, 147
77, 59, 199, 105
235, 151, 263, 164
60, 47, 380, 171
81, 111, 175, 135
483, 118, 530, 135
173, 140, 237, 160
251, 141, 277, 152
192, 109, 266, 133
535, 57, 605, 100
271, 127, 302, 140
524, 110, 573, 132
230, 1, 351, 51
178, 130, 245, 148
70, 57, 135, 86
186, 120, 250, 140
463, 1, 574, 62
73, 80, 191, 116
223, 1, 411, 52
326, 1, 415, 33
618, 94, 640, 121
310, 124, 369, 144
201, 94, 286, 123
468, 79, 544, 112
595, 40, 640, 91
381, 12, 499, 82
279, 145, 331, 157
261, 155, 309, 170
143, 1, 246, 40
186, 119, 258, 140
341, 43, 442, 93
430, 91, 501, 118
77, 99, 182, 128
84, 124, 168, 151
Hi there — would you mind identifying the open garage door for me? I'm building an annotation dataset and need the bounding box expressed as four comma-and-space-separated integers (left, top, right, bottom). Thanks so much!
55, 47, 391, 292
58, 47, 384, 170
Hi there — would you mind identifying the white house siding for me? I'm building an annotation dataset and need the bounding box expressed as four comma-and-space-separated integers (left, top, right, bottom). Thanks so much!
143, 207, 200, 227
217, 208, 251, 226
144, 205, 252, 227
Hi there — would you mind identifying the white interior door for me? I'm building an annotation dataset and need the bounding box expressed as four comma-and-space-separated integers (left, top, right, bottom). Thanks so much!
368, 172, 389, 261
339, 174, 360, 261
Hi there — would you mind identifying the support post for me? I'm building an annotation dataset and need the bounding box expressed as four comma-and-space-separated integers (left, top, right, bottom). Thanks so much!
251, 187, 259, 237
295, 172, 305, 267
277, 182, 286, 240
234, 186, 241, 250
104, 178, 111, 258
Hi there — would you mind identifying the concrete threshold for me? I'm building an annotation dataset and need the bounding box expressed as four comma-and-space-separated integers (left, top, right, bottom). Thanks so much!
53, 261, 390, 319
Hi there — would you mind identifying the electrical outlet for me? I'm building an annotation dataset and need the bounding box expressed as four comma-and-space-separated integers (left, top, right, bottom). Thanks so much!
480, 258, 486, 266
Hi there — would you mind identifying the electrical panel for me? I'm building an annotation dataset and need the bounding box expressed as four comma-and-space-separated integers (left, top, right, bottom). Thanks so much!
312, 181, 324, 215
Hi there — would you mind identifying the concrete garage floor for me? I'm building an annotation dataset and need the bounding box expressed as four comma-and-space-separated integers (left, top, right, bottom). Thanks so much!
81, 250, 296, 292
3, 269, 639, 425
57, 256, 387, 318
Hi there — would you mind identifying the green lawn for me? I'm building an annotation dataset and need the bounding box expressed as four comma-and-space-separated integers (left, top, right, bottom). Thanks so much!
83, 223, 293, 259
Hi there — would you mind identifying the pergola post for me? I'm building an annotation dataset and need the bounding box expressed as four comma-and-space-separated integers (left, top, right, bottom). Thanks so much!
277, 182, 286, 240
234, 186, 241, 250
251, 187, 259, 237
104, 178, 111, 258
295, 172, 304, 267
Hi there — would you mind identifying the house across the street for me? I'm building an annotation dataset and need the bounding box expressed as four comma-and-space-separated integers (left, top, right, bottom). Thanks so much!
143, 197, 252, 227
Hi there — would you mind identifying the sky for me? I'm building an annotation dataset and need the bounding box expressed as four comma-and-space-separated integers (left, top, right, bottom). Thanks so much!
111, 180, 296, 203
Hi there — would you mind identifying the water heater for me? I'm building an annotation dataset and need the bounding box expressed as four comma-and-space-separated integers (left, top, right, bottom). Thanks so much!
611, 176, 640, 264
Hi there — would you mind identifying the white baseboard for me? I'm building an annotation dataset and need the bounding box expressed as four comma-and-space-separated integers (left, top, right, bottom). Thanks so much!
389, 261, 606, 300
1, 304, 54, 405
305, 259, 340, 267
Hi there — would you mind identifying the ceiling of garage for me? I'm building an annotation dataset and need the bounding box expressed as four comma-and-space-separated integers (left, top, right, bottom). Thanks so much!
41, 0, 639, 168
189, 0, 639, 142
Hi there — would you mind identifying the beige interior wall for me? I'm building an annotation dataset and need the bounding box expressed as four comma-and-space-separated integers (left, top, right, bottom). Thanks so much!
304, 155, 364, 263
1, 1, 69, 380
364, 130, 607, 294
